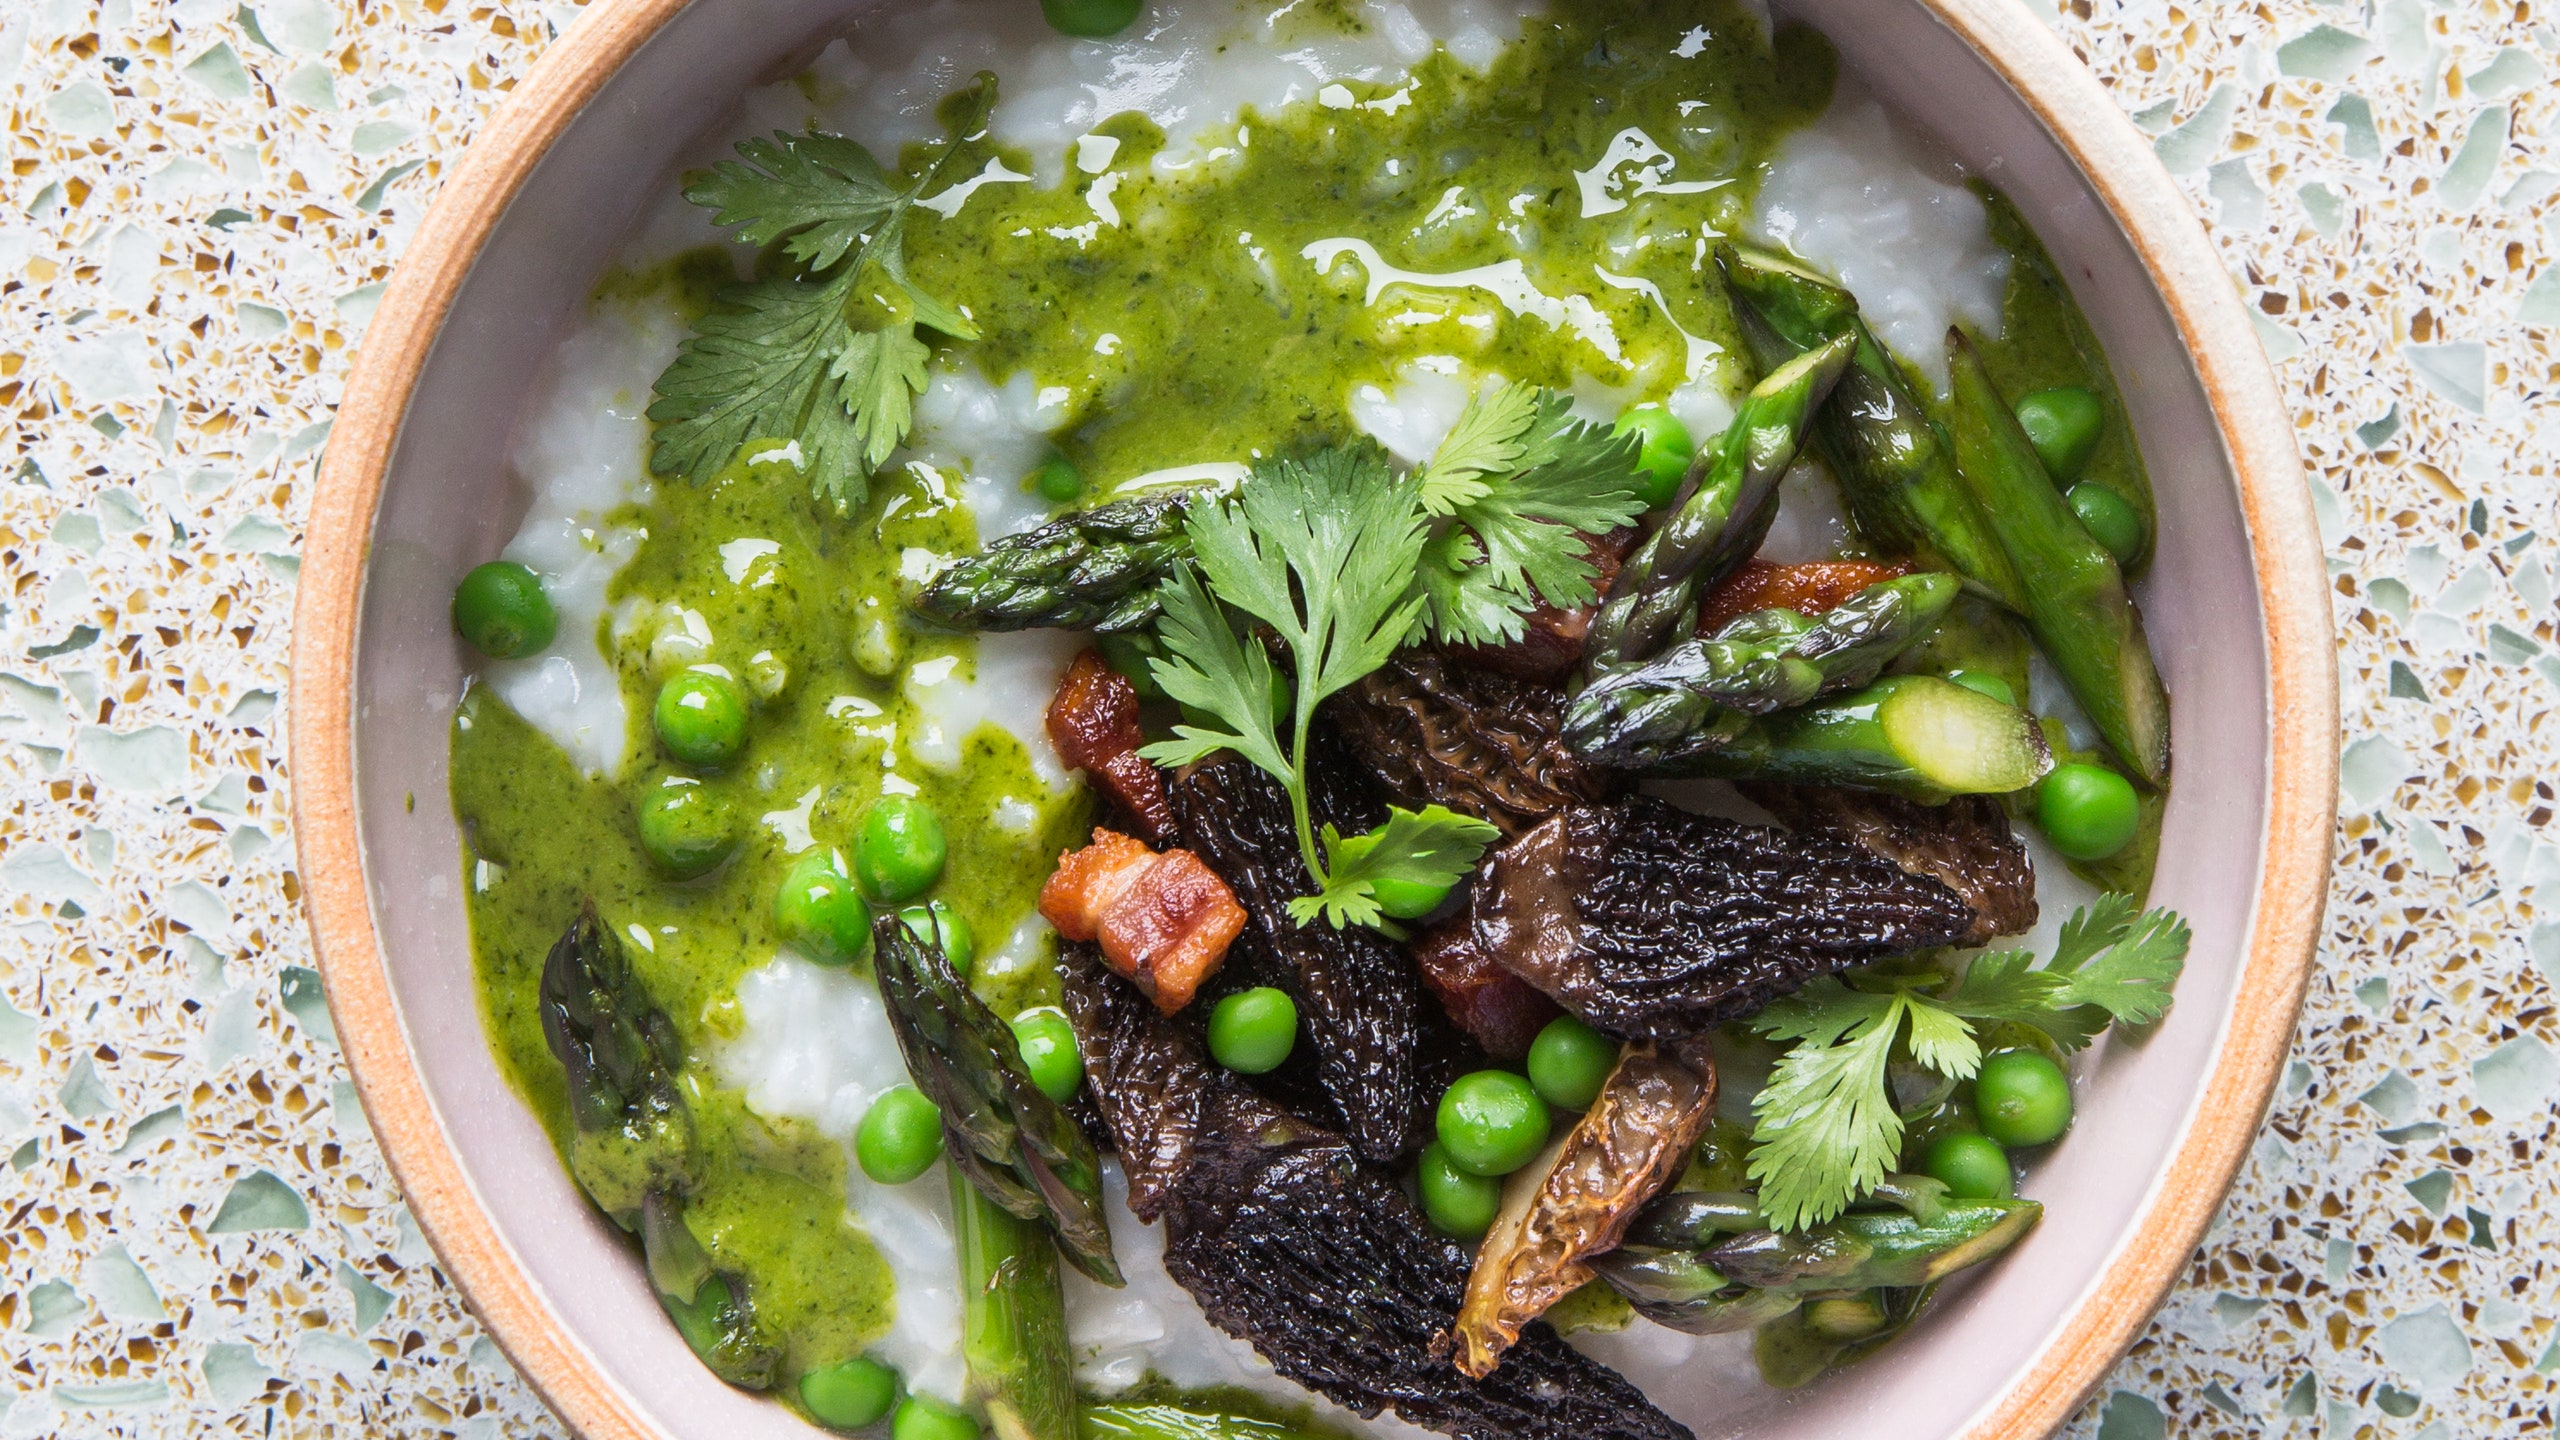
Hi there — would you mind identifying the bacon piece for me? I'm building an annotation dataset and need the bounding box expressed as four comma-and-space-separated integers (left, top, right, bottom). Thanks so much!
1048, 649, 1176, 844
1695, 557, 1910, 636
1411, 900, 1561, 1061
1040, 830, 1245, 1014
1451, 527, 1640, 682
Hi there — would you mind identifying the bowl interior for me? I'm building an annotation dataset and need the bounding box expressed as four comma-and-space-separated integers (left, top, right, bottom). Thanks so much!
342, 2, 2278, 1435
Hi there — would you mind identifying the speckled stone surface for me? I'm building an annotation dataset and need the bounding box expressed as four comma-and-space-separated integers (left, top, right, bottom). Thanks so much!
0, 0, 2552, 1434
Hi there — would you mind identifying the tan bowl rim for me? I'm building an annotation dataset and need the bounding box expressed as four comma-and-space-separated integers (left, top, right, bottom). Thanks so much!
288, 2, 2339, 1435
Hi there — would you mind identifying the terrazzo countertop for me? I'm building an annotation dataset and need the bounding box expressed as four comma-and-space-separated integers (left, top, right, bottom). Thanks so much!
1, 0, 2554, 1434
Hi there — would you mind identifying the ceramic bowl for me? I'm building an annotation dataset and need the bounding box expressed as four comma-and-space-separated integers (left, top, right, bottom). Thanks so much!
290, 1, 2338, 1435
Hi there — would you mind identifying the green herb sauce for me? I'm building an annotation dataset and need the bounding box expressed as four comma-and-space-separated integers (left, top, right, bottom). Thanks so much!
889, 0, 1835, 485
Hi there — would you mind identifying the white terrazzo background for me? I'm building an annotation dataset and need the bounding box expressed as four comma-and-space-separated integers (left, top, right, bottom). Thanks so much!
1, 0, 2557, 1435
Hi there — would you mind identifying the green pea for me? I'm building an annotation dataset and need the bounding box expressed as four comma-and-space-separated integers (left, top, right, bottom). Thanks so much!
892, 1395, 981, 1440
801, 1356, 899, 1431
1435, 1070, 1551, 1177
2012, 386, 2105, 483
1920, 1130, 2013, 1200
1096, 633, 1164, 700
1974, 1050, 2074, 1147
775, 849, 872, 966
2067, 483, 2143, 564
1526, 1015, 1617, 1111
856, 1085, 943, 1184
654, 668, 751, 769
897, 901, 976, 976
1011, 1009, 1083, 1102
2035, 762, 2140, 861
1207, 987, 1298, 1075
1611, 404, 1696, 509
1030, 455, 1084, 504
1369, 873, 1456, 922
636, 779, 738, 879
855, 796, 946, 902
1415, 1140, 1502, 1239
451, 560, 556, 659
1944, 669, 2017, 707
1038, 0, 1141, 37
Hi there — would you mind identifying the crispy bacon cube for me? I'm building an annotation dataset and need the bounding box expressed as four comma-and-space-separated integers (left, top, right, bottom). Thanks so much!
1039, 830, 1244, 1014
1047, 650, 1176, 844
1695, 557, 1911, 635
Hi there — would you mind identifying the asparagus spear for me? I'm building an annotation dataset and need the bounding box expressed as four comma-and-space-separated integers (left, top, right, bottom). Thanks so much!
1700, 1200, 2041, 1291
1592, 1196, 2041, 1334
1885, 592, 2031, 702
1565, 574, 1961, 768
540, 902, 696, 1224
1622, 1190, 1765, 1243
539, 904, 783, 1387
1975, 183, 2157, 566
643, 1190, 784, 1389
913, 493, 1194, 633
1651, 675, 2054, 800
1715, 244, 2029, 613
1580, 332, 1858, 671
1943, 329, 2170, 786
873, 914, 1124, 1285
1751, 1284, 1932, 1389
954, 1168, 1078, 1440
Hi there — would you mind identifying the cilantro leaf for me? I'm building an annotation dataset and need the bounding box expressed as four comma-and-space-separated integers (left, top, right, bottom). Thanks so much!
1747, 986, 1908, 1231
1465, 398, 1648, 602
1751, 976, 1891, 1047
648, 74, 994, 508
1132, 408, 1635, 929
2054, 902, 2190, 1028
1138, 563, 1290, 783
1746, 903, 2193, 1228
683, 129, 902, 272
645, 271, 865, 502
1417, 379, 1541, 514
1416, 387, 1647, 647
1139, 445, 1458, 922
2045, 892, 2141, 974
1934, 947, 2072, 1027
1415, 527, 1523, 648
831, 322, 933, 477
1938, 898, 2190, 1049
1190, 447, 1431, 710
1901, 999, 1981, 1079
1289, 804, 1500, 929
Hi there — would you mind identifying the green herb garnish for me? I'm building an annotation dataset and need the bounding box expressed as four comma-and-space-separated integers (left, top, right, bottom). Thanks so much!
647, 74, 995, 510
1414, 380, 1651, 647
1744, 896, 2191, 1230
1141, 446, 1493, 928
1136, 416, 1648, 931
1300, 803, 1499, 931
